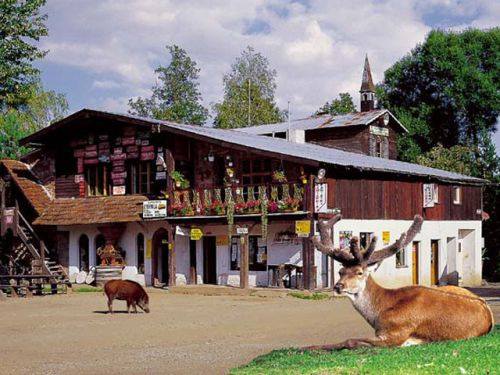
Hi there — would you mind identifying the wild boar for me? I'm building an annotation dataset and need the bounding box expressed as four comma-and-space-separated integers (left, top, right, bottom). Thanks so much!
104, 279, 150, 314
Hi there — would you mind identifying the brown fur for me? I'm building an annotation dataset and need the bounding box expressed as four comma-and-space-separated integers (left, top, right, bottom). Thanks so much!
307, 215, 494, 351
104, 279, 150, 314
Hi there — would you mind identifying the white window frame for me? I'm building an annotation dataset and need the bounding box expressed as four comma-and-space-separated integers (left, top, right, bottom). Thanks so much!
453, 186, 462, 205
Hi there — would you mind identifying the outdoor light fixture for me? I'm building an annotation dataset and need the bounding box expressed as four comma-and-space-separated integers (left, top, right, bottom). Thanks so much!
317, 168, 326, 179
207, 149, 214, 162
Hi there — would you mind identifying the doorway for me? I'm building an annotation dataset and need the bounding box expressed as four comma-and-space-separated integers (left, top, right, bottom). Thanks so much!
203, 236, 217, 284
430, 240, 439, 285
412, 241, 419, 285
152, 228, 169, 285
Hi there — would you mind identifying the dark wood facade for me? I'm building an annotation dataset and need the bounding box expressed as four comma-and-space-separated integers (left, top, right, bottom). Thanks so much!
306, 118, 401, 160
327, 178, 482, 221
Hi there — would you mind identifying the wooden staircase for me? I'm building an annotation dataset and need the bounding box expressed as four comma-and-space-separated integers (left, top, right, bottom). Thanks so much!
2, 206, 68, 282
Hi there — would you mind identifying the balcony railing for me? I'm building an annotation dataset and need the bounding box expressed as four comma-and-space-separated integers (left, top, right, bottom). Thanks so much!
169, 182, 308, 217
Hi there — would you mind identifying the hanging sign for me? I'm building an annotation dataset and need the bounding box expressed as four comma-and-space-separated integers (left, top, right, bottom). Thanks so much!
112, 186, 126, 196
382, 231, 390, 245
190, 228, 203, 240
314, 183, 328, 213
295, 220, 311, 238
236, 227, 248, 235
175, 226, 190, 236
423, 184, 435, 208
74, 174, 84, 183
143, 200, 167, 218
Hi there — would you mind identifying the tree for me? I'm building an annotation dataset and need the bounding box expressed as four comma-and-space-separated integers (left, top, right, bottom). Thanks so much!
213, 46, 284, 128
379, 28, 499, 161
0, 0, 48, 109
129, 45, 208, 125
316, 93, 356, 116
0, 81, 68, 159
380, 28, 500, 281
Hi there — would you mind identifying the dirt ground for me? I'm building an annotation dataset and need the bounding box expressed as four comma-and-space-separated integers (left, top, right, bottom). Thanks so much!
1, 288, 499, 375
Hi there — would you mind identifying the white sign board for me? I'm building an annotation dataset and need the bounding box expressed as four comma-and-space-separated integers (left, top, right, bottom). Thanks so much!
236, 227, 249, 235
423, 184, 435, 208
369, 125, 389, 137
143, 200, 167, 219
175, 226, 190, 236
314, 183, 328, 213
112, 186, 126, 196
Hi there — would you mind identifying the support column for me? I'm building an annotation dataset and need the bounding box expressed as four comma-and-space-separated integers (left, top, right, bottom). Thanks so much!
167, 225, 176, 287
240, 234, 249, 289
302, 174, 316, 290
189, 239, 197, 284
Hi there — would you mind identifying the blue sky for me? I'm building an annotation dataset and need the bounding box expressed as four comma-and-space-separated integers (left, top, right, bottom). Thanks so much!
37, 0, 499, 152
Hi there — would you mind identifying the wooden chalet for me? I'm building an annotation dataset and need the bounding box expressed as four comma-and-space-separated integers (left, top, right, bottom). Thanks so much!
0, 57, 486, 292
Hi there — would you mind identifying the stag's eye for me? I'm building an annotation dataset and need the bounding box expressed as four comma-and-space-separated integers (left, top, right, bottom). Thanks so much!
357, 271, 363, 276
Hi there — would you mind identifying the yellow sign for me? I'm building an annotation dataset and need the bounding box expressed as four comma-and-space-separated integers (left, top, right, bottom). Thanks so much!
145, 239, 152, 259
382, 231, 390, 245
168, 243, 173, 251
216, 236, 229, 246
295, 220, 311, 238
190, 228, 203, 241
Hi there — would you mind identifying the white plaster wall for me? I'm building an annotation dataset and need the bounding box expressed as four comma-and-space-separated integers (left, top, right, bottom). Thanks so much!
325, 220, 482, 288
59, 218, 483, 288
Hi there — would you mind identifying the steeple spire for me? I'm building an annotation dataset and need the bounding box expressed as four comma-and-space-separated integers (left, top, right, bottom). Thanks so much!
360, 55, 376, 112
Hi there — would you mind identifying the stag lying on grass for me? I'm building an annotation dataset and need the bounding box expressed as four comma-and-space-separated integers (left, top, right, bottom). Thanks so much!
307, 214, 494, 350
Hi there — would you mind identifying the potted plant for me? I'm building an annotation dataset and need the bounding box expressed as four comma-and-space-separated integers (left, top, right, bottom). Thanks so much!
268, 201, 279, 213
246, 199, 261, 214
235, 201, 247, 214
170, 170, 190, 189
272, 170, 287, 183
211, 200, 225, 216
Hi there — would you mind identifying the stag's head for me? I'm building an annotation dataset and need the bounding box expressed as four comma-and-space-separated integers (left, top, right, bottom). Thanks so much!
312, 215, 423, 297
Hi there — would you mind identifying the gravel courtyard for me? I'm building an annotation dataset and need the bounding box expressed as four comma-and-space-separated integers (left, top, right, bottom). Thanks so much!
1, 288, 498, 375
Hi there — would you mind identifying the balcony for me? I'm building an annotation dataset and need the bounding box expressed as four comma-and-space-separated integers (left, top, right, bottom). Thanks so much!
169, 182, 309, 219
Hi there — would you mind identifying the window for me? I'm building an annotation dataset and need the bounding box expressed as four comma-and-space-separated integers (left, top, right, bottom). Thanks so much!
137, 233, 145, 274
229, 236, 267, 271
85, 165, 109, 196
127, 161, 152, 194
95, 234, 105, 266
375, 136, 383, 157
396, 246, 407, 268
241, 159, 273, 185
433, 184, 439, 204
453, 186, 462, 205
78, 234, 89, 271
360, 232, 374, 250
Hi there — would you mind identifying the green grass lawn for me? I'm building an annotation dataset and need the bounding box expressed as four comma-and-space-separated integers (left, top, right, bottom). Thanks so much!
232, 325, 500, 374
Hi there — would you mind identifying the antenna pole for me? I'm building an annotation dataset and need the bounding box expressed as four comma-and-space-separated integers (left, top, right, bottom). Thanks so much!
287, 101, 291, 141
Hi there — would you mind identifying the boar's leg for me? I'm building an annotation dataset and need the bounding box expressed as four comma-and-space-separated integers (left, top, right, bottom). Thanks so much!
132, 302, 138, 313
107, 297, 114, 314
126, 300, 131, 314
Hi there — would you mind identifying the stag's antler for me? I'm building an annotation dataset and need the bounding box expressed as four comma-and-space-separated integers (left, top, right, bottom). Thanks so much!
312, 214, 423, 266
366, 215, 423, 265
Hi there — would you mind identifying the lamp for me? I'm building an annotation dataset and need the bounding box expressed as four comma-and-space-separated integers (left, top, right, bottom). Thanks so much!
317, 168, 326, 179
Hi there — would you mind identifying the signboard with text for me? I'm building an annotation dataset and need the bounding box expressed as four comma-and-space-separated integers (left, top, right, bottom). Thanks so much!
143, 200, 167, 219
295, 220, 311, 238
314, 183, 328, 213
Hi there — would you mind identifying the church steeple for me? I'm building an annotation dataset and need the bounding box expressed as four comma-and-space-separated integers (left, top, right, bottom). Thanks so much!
360, 55, 376, 112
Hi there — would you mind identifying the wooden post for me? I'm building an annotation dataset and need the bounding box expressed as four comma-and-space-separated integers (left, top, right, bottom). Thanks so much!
167, 226, 176, 287
240, 234, 249, 289
189, 239, 197, 284
302, 174, 316, 290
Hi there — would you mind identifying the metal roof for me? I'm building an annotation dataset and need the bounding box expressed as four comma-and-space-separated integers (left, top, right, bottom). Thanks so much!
234, 109, 408, 135
20, 109, 483, 184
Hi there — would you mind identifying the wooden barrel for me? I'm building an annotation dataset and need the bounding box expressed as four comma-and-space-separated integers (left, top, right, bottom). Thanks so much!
95, 266, 123, 287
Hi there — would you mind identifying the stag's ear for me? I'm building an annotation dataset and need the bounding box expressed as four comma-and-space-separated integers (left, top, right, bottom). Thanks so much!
366, 262, 381, 273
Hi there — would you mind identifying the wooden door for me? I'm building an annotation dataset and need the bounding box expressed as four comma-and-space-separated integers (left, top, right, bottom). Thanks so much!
412, 241, 419, 285
152, 228, 169, 285
430, 240, 439, 285
203, 236, 217, 284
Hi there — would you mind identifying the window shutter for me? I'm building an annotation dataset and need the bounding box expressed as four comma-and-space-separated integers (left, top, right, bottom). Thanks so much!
383, 137, 389, 158
369, 134, 376, 156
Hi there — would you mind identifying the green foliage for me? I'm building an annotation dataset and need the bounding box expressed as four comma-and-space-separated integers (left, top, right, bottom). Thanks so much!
316, 92, 356, 116
380, 28, 500, 158
72, 285, 103, 293
416, 144, 475, 176
233, 325, 500, 374
213, 46, 284, 128
0, 81, 68, 159
129, 45, 208, 125
288, 291, 330, 300
0, 0, 48, 109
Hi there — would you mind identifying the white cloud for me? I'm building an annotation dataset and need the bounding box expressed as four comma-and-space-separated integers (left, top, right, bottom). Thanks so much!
40, 0, 498, 128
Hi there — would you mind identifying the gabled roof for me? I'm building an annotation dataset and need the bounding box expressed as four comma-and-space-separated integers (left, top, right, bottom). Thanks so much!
0, 160, 52, 215
234, 109, 407, 135
20, 109, 483, 184
33, 195, 147, 226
